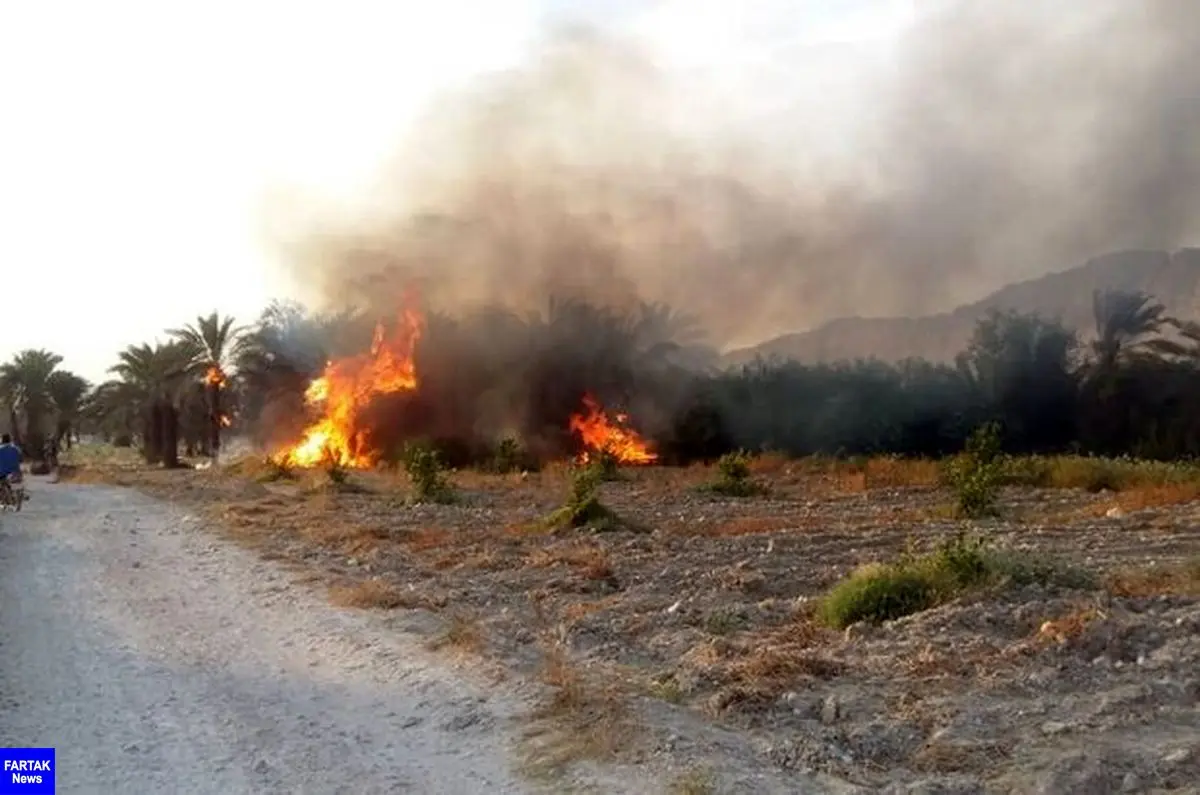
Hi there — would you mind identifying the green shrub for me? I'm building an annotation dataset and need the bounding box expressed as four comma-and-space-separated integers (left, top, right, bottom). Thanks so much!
818, 533, 1074, 629
705, 451, 767, 497
544, 464, 621, 531
942, 422, 1004, 518
489, 436, 529, 474
589, 449, 623, 482
402, 442, 456, 504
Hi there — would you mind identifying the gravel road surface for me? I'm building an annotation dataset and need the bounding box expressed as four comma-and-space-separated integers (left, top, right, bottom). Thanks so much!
0, 480, 564, 794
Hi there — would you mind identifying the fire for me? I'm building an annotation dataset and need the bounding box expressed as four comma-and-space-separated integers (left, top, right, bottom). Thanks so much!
219, 413, 232, 428
275, 308, 424, 468
205, 366, 227, 388
569, 394, 657, 465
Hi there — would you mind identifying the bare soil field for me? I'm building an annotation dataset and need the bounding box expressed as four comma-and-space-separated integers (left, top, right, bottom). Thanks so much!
64, 450, 1200, 793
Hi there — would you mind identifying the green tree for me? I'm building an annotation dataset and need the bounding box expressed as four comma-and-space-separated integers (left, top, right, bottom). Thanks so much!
46, 371, 91, 449
0, 348, 64, 458
1089, 289, 1175, 374
108, 341, 199, 467
169, 311, 242, 460
957, 310, 1079, 451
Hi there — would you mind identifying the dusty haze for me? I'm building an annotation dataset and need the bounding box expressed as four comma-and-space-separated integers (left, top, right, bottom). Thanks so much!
272, 0, 1200, 350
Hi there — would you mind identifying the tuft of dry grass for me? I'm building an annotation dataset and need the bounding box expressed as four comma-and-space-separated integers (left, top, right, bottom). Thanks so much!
1035, 605, 1104, 646
1111, 481, 1200, 511
701, 516, 797, 537
669, 768, 717, 795
521, 644, 637, 778
427, 612, 485, 653
397, 526, 452, 551
864, 457, 941, 489
562, 596, 622, 625
526, 542, 614, 581
1107, 558, 1200, 597
328, 578, 424, 610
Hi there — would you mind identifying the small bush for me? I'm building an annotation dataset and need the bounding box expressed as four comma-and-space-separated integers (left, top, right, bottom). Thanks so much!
706, 451, 768, 497
544, 465, 621, 532
942, 422, 1004, 518
257, 456, 296, 483
402, 443, 456, 504
488, 436, 538, 474
818, 533, 1061, 629
325, 456, 348, 485
589, 449, 624, 481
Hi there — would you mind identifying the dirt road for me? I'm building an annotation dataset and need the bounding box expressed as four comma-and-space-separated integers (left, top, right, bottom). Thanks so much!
0, 480, 581, 794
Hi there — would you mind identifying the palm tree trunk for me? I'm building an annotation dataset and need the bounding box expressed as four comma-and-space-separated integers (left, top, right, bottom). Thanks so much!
144, 404, 163, 464
25, 404, 45, 463
161, 401, 180, 468
208, 383, 222, 460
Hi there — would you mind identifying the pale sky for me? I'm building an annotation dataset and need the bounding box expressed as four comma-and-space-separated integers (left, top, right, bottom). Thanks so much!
0, 0, 913, 383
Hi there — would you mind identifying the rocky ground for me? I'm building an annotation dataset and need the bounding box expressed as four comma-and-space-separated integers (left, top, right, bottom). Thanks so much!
65, 451, 1200, 793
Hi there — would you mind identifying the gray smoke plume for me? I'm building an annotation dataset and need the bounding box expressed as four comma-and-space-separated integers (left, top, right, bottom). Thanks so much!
272, 0, 1200, 350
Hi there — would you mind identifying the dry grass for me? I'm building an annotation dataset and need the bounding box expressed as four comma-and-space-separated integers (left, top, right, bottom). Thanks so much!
1035, 605, 1104, 646
669, 768, 717, 795
526, 542, 614, 581
398, 526, 452, 551
1107, 558, 1200, 597
427, 612, 485, 653
521, 644, 638, 778
328, 578, 424, 610
697, 516, 796, 537
563, 596, 622, 625
721, 619, 841, 697
1112, 481, 1200, 511
864, 457, 941, 489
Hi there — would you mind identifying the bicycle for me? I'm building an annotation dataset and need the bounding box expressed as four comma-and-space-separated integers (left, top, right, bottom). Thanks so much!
0, 473, 25, 512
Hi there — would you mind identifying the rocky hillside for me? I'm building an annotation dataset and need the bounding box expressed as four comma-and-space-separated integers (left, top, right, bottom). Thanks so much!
727, 249, 1200, 365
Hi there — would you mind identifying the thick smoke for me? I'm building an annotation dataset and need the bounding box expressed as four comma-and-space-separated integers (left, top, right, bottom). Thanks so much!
273, 0, 1199, 345
254, 1, 1200, 463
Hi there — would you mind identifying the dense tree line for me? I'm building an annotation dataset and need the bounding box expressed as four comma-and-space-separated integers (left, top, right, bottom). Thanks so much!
5, 289, 1200, 468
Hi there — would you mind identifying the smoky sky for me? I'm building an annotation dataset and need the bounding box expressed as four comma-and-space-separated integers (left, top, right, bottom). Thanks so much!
275, 0, 1200, 349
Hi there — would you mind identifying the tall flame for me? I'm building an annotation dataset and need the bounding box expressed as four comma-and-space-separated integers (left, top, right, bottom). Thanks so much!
275, 308, 424, 468
205, 366, 227, 388
569, 394, 657, 465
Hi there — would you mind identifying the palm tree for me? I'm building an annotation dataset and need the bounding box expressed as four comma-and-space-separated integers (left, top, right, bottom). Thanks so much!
83, 380, 142, 445
109, 341, 198, 467
169, 311, 242, 460
0, 348, 64, 458
1089, 289, 1176, 374
46, 371, 91, 449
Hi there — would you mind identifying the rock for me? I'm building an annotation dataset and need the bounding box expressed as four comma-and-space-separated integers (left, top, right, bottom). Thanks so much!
1161, 747, 1193, 766
1120, 772, 1141, 792
821, 695, 840, 724
1040, 721, 1072, 736
346, 557, 360, 567
1106, 507, 1126, 519
252, 759, 270, 774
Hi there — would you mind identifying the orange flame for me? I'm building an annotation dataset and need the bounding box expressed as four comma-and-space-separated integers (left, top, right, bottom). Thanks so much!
569, 394, 657, 465
275, 308, 424, 468
205, 366, 227, 388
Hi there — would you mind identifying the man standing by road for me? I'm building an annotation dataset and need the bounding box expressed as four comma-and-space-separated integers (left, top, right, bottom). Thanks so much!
0, 433, 23, 481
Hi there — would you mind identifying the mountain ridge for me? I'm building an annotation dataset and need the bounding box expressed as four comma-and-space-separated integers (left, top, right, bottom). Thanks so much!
725, 248, 1200, 365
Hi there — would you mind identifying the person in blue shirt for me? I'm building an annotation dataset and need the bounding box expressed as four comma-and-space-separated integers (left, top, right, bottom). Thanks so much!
0, 434, 23, 480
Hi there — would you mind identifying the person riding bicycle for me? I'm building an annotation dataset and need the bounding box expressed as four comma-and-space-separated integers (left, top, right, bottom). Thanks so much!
0, 434, 22, 481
